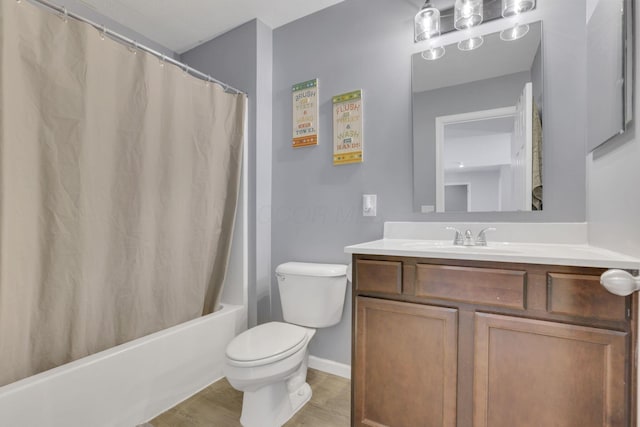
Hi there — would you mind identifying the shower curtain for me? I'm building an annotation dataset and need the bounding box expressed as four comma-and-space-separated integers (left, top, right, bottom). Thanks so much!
0, 1, 245, 386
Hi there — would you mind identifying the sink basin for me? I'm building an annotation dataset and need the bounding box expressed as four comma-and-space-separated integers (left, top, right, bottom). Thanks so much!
401, 240, 521, 255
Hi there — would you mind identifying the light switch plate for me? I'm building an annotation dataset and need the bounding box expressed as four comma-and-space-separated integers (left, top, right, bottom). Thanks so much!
363, 194, 377, 216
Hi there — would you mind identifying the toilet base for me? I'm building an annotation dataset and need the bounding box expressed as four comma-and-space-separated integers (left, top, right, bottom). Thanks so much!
239, 381, 312, 427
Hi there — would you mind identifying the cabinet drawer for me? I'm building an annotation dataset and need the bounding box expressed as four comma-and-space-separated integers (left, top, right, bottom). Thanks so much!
356, 259, 402, 295
547, 273, 628, 322
415, 264, 526, 310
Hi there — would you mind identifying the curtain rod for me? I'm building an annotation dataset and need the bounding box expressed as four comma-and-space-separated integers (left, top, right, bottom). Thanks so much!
22, 0, 246, 96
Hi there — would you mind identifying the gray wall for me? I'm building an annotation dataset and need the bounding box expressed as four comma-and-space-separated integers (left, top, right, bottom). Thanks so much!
531, 43, 544, 114
413, 71, 531, 210
182, 20, 273, 327
272, 0, 421, 365
587, 0, 640, 258
272, 0, 588, 365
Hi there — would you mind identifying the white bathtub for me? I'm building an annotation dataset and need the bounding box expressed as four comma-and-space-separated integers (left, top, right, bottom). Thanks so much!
0, 303, 247, 427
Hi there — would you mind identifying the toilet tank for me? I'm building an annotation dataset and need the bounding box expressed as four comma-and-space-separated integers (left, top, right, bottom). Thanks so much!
276, 262, 348, 328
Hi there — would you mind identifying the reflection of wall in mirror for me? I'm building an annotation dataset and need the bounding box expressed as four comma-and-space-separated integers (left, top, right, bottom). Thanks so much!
531, 44, 543, 117
445, 170, 501, 212
444, 184, 469, 212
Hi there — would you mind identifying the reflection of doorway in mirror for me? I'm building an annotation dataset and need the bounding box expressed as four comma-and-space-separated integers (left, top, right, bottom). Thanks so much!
435, 82, 533, 213
444, 184, 469, 212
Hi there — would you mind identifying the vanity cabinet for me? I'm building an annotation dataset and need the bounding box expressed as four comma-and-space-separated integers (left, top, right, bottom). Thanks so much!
355, 297, 458, 426
352, 256, 636, 427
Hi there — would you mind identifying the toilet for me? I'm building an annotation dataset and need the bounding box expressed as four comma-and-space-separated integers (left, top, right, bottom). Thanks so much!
224, 262, 348, 427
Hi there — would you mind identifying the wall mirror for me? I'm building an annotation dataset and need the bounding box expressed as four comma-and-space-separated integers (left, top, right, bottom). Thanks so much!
586, 0, 633, 151
412, 21, 543, 213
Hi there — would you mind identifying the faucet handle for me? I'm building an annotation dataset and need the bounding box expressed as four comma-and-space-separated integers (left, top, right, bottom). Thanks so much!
476, 227, 496, 246
446, 227, 464, 246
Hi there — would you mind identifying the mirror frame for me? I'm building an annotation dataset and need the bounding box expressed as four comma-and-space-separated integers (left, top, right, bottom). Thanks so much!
586, 0, 634, 151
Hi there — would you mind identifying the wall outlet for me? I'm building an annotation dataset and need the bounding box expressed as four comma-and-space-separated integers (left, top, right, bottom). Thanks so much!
363, 194, 377, 216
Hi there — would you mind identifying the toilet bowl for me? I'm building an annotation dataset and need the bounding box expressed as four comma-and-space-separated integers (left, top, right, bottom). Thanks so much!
224, 262, 348, 427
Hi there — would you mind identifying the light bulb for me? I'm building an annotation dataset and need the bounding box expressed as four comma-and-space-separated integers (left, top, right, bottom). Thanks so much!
500, 24, 530, 41
455, 0, 483, 30
415, 1, 441, 42
421, 46, 446, 60
502, 0, 536, 17
458, 36, 484, 51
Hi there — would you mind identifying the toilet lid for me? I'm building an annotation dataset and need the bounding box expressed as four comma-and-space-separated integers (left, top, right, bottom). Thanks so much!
226, 322, 308, 367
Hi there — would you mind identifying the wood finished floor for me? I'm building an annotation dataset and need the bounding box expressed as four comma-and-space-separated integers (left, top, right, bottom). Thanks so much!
149, 369, 350, 427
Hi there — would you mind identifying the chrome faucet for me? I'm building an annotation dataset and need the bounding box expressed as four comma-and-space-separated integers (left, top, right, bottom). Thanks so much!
475, 227, 496, 246
446, 226, 497, 246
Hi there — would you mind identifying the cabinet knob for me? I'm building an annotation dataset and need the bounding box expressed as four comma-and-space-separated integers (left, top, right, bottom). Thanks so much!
600, 269, 640, 296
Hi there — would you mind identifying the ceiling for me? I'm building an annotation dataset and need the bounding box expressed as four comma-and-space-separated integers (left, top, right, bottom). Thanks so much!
73, 0, 345, 53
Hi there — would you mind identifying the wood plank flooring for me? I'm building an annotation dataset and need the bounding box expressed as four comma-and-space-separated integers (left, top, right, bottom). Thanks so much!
149, 369, 350, 427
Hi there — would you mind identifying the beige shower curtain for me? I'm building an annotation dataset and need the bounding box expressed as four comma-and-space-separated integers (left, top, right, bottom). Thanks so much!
0, 1, 245, 386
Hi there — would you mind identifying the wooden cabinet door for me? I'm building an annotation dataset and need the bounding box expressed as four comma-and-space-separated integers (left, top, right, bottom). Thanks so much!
354, 297, 458, 427
473, 312, 628, 427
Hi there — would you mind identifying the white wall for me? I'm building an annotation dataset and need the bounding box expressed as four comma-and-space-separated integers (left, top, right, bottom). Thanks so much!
444, 133, 511, 169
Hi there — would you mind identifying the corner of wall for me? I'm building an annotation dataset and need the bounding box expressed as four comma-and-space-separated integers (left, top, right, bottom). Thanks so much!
255, 20, 274, 325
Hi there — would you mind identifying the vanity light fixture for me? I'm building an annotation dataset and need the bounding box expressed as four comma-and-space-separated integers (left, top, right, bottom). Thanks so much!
500, 24, 530, 41
421, 46, 446, 60
458, 36, 484, 51
416, 0, 445, 60
501, 0, 536, 17
415, 0, 441, 43
454, 0, 483, 30
415, 0, 536, 60
500, 0, 535, 41
455, 0, 484, 51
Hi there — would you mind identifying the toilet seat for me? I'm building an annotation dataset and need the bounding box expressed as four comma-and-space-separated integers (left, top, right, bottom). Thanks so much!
226, 322, 309, 368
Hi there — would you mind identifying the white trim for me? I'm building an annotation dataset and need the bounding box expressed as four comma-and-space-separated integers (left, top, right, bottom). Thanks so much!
242, 102, 249, 309
308, 356, 351, 380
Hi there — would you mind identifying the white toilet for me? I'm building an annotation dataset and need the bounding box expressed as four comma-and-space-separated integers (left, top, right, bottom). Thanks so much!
224, 262, 348, 427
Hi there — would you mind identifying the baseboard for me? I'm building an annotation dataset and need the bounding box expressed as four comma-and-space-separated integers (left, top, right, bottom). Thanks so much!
308, 356, 351, 379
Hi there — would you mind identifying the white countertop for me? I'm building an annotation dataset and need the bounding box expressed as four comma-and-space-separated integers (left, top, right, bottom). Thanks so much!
344, 222, 640, 270
344, 239, 640, 269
